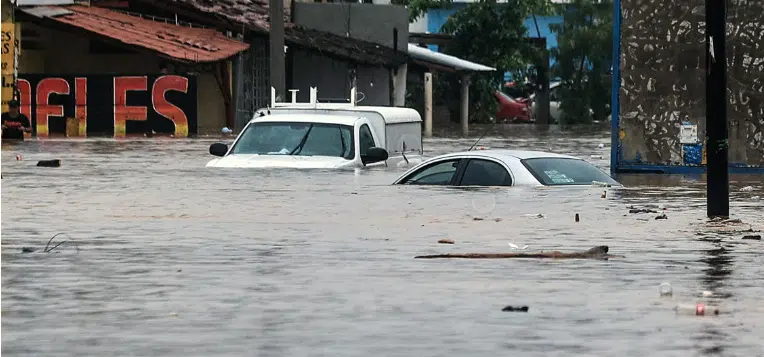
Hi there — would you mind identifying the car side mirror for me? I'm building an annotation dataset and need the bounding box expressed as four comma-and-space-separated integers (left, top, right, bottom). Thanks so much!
209, 142, 229, 157
361, 147, 388, 165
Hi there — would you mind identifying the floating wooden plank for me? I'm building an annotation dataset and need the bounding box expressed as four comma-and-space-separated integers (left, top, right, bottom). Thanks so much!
414, 246, 624, 260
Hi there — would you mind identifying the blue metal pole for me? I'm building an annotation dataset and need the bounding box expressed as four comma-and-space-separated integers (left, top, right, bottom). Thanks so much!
609, 0, 621, 177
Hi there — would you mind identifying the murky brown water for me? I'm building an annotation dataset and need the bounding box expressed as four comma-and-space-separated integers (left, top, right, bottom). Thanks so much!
2, 126, 764, 357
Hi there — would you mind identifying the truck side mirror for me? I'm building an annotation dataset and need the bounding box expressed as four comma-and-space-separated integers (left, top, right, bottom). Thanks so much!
361, 147, 388, 165
209, 142, 229, 157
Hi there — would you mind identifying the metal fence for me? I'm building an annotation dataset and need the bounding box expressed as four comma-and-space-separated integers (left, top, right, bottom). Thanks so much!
233, 35, 270, 132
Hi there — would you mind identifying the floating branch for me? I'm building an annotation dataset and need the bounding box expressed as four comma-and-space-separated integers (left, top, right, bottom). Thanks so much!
414, 246, 623, 260
44, 233, 79, 253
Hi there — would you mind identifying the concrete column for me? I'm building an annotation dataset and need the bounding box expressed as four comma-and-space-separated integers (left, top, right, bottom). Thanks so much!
535, 49, 551, 126
460, 74, 470, 137
269, 0, 286, 100
392, 63, 407, 106
424, 72, 433, 137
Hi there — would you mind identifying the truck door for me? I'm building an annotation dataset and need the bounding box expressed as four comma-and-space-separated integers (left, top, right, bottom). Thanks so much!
357, 121, 384, 167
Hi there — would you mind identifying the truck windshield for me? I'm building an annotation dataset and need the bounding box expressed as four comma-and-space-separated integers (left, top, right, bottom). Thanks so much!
521, 158, 620, 186
230, 122, 355, 159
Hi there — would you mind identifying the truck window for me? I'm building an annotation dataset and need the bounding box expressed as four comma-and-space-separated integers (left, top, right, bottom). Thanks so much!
359, 124, 376, 155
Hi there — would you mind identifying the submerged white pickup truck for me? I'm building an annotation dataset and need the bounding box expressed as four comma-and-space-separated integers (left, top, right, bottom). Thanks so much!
206, 87, 424, 169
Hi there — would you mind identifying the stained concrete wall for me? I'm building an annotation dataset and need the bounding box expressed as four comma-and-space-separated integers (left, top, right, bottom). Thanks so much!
291, 2, 408, 106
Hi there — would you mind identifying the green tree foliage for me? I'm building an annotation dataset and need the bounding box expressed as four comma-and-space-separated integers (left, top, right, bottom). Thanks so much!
440, 0, 551, 122
396, 0, 552, 122
549, 0, 613, 125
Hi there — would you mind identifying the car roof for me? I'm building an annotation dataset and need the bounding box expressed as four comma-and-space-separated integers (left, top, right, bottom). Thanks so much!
248, 113, 359, 126
253, 106, 422, 125
429, 149, 582, 161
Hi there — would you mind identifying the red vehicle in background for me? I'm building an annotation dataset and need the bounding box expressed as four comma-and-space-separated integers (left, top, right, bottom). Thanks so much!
494, 90, 534, 123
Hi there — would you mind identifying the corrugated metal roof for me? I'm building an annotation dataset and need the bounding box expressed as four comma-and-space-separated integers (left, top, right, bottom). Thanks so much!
131, 0, 407, 67
15, 0, 74, 6
24, 5, 249, 63
407, 44, 495, 72
161, 0, 291, 32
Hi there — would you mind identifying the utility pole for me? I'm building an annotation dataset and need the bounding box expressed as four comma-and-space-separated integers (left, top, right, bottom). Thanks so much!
706, 0, 729, 218
269, 0, 286, 101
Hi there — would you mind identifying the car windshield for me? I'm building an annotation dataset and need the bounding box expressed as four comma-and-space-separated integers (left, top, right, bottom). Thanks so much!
521, 158, 620, 186
230, 121, 354, 159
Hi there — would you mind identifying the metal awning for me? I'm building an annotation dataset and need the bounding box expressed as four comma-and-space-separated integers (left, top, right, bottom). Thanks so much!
407, 44, 495, 72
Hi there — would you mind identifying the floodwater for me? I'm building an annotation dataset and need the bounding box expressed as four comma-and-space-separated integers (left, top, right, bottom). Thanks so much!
2, 126, 763, 357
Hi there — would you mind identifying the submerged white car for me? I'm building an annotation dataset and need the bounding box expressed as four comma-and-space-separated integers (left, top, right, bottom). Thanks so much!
206, 87, 424, 169
392, 149, 620, 187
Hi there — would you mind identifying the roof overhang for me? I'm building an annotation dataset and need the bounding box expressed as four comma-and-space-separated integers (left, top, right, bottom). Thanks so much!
407, 44, 495, 73
128, 0, 408, 68
16, 5, 250, 63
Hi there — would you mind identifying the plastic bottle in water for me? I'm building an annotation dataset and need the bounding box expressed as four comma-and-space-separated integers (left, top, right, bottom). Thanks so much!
673, 303, 720, 316
659, 282, 673, 297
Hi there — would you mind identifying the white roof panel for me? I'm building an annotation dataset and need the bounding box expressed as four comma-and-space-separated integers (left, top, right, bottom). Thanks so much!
408, 44, 496, 72
261, 106, 422, 124
16, 0, 74, 6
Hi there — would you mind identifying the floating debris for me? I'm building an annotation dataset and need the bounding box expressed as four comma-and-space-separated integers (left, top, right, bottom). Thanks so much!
502, 305, 529, 312
36, 159, 61, 167
742, 235, 761, 240
659, 282, 673, 297
629, 208, 658, 214
414, 246, 623, 260
655, 213, 668, 220
674, 303, 720, 316
438, 239, 455, 244
508, 243, 529, 250
21, 232, 79, 254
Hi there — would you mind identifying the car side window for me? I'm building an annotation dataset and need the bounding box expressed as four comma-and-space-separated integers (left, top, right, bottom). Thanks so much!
459, 159, 512, 186
402, 159, 461, 185
359, 124, 375, 155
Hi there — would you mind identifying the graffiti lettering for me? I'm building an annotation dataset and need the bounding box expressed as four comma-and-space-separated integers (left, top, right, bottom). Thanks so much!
36, 78, 70, 138
152, 75, 190, 137
75, 77, 87, 137
17, 78, 31, 119
17, 74, 197, 137
114, 76, 148, 137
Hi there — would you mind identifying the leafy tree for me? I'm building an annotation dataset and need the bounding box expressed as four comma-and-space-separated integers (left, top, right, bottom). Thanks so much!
397, 0, 553, 123
549, 0, 613, 125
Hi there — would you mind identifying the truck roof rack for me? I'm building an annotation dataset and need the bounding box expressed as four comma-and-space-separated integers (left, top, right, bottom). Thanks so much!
270, 86, 358, 108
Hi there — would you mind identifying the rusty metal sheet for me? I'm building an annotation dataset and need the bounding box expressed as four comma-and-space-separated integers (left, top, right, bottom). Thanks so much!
34, 5, 250, 63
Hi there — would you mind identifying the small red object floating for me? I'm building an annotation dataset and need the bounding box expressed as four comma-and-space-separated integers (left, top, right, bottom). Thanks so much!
696, 303, 705, 315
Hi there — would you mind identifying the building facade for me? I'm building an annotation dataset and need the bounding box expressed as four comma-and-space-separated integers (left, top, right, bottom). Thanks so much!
5, 1, 250, 137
